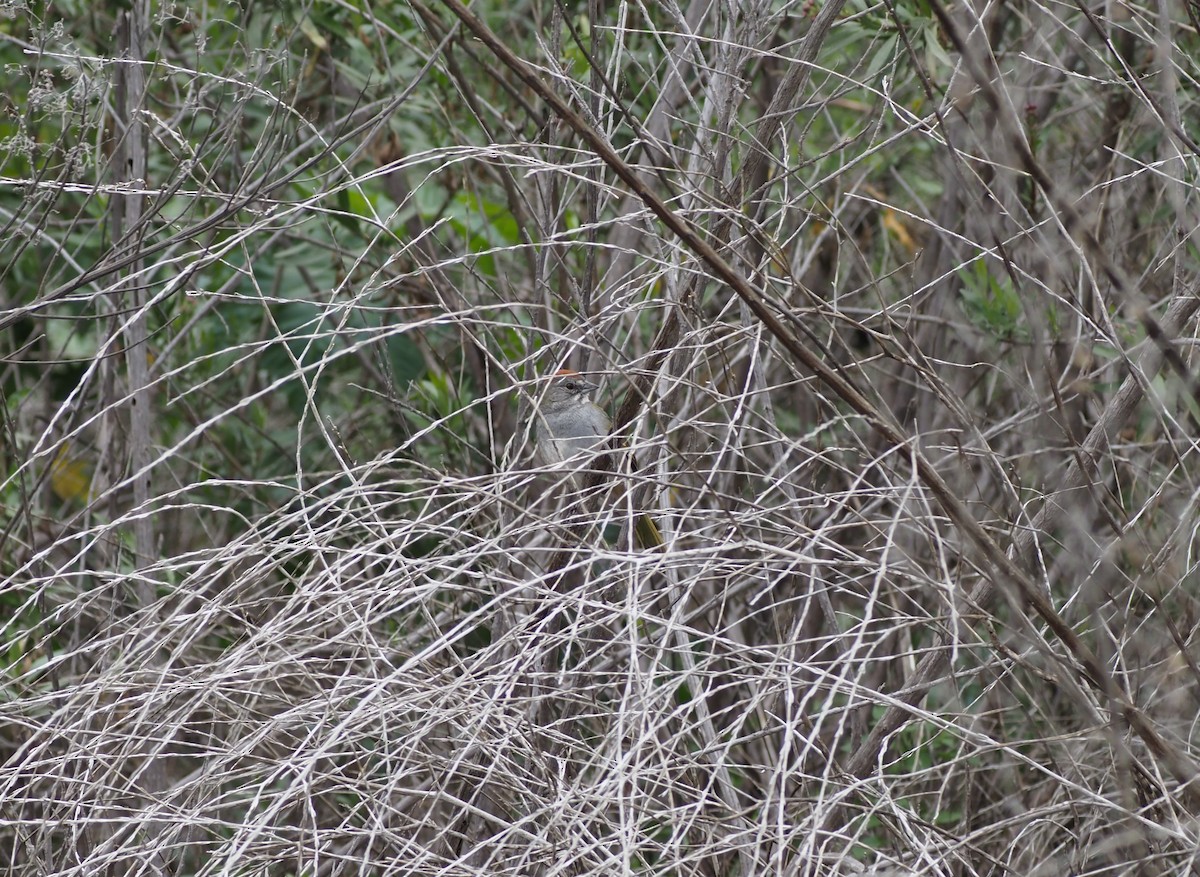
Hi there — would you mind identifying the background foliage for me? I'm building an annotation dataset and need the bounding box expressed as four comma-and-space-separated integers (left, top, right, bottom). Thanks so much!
3, 0, 1200, 875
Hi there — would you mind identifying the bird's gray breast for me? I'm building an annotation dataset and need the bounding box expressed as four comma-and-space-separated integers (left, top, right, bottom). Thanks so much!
537, 400, 609, 463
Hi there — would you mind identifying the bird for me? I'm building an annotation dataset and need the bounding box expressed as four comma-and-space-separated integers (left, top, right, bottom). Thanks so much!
533, 368, 663, 549
534, 369, 611, 468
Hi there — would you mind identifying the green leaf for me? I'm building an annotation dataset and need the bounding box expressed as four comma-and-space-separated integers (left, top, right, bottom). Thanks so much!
957, 258, 1026, 340
387, 334, 426, 385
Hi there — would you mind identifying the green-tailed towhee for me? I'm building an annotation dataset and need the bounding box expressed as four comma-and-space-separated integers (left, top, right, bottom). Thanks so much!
535, 370, 611, 467
534, 368, 663, 549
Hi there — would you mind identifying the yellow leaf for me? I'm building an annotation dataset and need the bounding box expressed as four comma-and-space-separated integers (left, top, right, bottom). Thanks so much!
882, 208, 917, 253
299, 15, 328, 51
50, 442, 93, 504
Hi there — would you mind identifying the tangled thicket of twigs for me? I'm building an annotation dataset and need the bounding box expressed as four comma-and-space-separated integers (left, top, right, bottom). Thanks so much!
3, 1, 1200, 875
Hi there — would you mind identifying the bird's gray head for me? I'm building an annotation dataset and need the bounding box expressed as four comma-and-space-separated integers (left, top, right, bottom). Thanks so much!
544, 369, 598, 409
